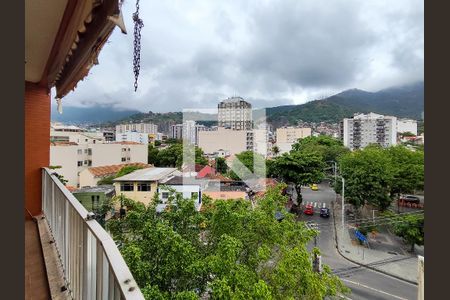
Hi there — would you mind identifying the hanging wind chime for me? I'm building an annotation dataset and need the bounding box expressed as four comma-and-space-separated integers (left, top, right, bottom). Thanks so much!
132, 0, 144, 92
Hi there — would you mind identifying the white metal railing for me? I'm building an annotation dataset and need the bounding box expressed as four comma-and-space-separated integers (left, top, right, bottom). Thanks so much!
42, 168, 144, 300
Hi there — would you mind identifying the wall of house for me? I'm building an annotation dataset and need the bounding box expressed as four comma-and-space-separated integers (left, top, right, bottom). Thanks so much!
159, 184, 201, 204
114, 181, 159, 206
25, 83, 50, 217
79, 169, 98, 187
72, 192, 109, 212
50, 144, 79, 187
91, 143, 147, 166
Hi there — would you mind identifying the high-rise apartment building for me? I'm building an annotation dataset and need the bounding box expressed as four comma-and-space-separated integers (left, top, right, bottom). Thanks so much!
116, 122, 158, 134
170, 122, 214, 145
340, 113, 397, 150
218, 97, 252, 130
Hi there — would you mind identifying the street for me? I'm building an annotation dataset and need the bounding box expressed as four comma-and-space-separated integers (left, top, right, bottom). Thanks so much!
298, 182, 418, 300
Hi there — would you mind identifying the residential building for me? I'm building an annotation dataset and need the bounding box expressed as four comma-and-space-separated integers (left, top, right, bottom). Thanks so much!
102, 129, 115, 141
72, 185, 115, 213
116, 131, 149, 144
170, 121, 212, 145
253, 128, 272, 157
218, 97, 252, 130
170, 124, 183, 139
50, 141, 148, 187
113, 167, 180, 206
50, 123, 105, 144
340, 112, 397, 150
198, 127, 254, 155
79, 162, 151, 187
116, 122, 158, 134
158, 176, 202, 212
25, 0, 143, 298
397, 118, 418, 135
276, 127, 312, 154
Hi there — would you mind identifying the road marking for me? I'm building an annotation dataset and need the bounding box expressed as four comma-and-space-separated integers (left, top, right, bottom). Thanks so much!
341, 279, 408, 300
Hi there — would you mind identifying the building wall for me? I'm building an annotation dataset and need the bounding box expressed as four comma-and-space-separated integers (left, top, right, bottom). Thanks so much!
276, 127, 312, 144
50, 143, 148, 187
198, 127, 252, 155
397, 119, 418, 135
158, 185, 201, 204
116, 123, 158, 134
79, 169, 98, 187
114, 181, 159, 206
72, 192, 111, 212
50, 145, 79, 186
25, 83, 50, 217
116, 132, 149, 144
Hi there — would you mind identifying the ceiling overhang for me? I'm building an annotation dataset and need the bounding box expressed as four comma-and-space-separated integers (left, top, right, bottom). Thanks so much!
25, 0, 121, 99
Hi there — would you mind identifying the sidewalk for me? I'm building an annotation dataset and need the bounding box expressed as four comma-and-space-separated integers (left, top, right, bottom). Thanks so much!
332, 202, 419, 284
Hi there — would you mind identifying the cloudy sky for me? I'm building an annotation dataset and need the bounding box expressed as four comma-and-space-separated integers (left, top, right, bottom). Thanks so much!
55, 0, 424, 112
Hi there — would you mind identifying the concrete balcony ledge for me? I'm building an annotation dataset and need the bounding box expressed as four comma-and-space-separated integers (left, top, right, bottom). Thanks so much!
35, 214, 71, 300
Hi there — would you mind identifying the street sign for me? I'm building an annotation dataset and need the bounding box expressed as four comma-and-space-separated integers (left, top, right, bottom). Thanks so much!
354, 230, 367, 242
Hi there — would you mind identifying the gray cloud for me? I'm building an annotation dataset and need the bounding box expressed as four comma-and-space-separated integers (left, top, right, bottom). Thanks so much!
59, 0, 423, 113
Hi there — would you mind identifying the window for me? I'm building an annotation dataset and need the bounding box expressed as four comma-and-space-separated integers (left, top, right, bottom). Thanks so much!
84, 149, 88, 154
122, 148, 127, 152
120, 183, 134, 191
126, 157, 130, 161
127, 148, 131, 151
137, 183, 151, 191
191, 192, 199, 199
87, 160, 92, 166
85, 139, 88, 142
91, 195, 100, 211
121, 157, 126, 162
77, 149, 82, 155
77, 161, 83, 167
162, 192, 169, 199
84, 160, 88, 165
87, 149, 92, 155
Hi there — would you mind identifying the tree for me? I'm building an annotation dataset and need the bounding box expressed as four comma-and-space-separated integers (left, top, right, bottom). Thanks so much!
272, 145, 280, 157
338, 145, 394, 211
268, 151, 325, 199
49, 166, 68, 185
148, 144, 160, 165
98, 165, 145, 185
215, 157, 228, 174
291, 135, 349, 163
387, 145, 424, 198
385, 212, 424, 252
106, 185, 349, 299
154, 140, 162, 147
229, 151, 266, 180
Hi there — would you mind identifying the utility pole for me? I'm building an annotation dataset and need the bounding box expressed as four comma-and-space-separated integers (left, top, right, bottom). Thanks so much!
342, 176, 345, 233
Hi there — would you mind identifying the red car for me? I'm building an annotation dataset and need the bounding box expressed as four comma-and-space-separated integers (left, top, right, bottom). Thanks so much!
303, 204, 314, 215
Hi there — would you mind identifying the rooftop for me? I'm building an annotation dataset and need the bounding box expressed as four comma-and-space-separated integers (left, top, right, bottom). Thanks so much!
87, 162, 152, 177
162, 176, 204, 186
114, 167, 180, 182
50, 141, 78, 146
72, 185, 115, 194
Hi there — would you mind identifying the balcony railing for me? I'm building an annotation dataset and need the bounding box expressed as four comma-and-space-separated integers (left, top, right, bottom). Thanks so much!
42, 168, 144, 300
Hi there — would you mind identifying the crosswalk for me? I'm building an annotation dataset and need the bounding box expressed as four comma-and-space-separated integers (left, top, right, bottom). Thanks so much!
304, 201, 328, 209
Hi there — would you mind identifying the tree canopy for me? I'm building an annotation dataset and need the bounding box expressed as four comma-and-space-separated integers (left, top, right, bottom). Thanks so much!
106, 185, 349, 299
291, 135, 349, 163
148, 143, 208, 168
337, 145, 424, 211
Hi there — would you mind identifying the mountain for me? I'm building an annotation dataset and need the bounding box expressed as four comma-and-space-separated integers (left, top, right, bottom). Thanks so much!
82, 81, 423, 129
51, 105, 141, 125
266, 81, 424, 127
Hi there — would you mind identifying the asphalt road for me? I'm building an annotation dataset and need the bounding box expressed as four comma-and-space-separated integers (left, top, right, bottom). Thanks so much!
298, 182, 418, 300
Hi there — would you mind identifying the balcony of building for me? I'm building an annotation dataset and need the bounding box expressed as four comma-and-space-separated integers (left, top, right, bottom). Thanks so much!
25, 168, 144, 299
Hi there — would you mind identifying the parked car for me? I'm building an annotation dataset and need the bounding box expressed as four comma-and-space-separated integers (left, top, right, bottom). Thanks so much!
310, 184, 318, 191
320, 207, 330, 218
400, 195, 420, 204
304, 204, 314, 215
